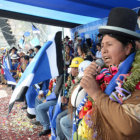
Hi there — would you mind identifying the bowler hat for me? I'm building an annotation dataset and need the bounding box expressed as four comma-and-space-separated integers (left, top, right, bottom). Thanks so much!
99, 7, 140, 39
65, 36, 70, 39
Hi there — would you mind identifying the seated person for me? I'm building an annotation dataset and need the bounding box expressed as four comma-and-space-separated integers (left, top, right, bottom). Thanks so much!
55, 57, 84, 140
95, 43, 102, 59
77, 44, 93, 61
92, 43, 102, 60
59, 60, 91, 140
35, 74, 64, 136
26, 80, 50, 118
31, 79, 55, 123
10, 54, 19, 78
22, 55, 29, 71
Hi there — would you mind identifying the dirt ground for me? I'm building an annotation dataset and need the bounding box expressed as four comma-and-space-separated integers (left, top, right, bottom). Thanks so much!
0, 84, 51, 140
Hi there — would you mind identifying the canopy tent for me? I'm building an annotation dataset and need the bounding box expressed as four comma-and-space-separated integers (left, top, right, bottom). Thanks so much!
0, 0, 139, 28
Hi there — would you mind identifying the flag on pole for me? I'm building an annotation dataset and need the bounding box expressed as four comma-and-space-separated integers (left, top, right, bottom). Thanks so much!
2, 55, 16, 85
18, 36, 25, 49
32, 24, 40, 34
24, 31, 30, 37
8, 31, 64, 115
26, 81, 49, 116
26, 85, 39, 116
4, 53, 12, 70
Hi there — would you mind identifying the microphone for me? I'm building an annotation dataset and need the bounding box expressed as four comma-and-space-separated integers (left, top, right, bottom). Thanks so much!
79, 59, 104, 90
71, 59, 104, 107
95, 59, 104, 68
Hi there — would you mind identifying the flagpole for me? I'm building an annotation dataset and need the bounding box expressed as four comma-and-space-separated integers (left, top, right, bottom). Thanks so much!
31, 23, 48, 44
62, 27, 66, 96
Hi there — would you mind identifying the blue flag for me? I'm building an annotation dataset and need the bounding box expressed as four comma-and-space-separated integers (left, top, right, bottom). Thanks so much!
26, 86, 38, 115
19, 36, 25, 49
26, 81, 49, 115
48, 95, 62, 140
24, 32, 30, 37
8, 31, 64, 114
2, 55, 16, 85
32, 24, 40, 34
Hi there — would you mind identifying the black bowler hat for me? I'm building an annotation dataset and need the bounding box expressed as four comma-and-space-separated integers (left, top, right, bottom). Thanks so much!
65, 36, 70, 39
99, 7, 140, 39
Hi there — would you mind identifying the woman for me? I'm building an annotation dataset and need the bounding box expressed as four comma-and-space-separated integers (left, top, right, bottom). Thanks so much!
10, 54, 19, 78
95, 43, 102, 59
77, 44, 93, 61
78, 7, 140, 140
65, 45, 73, 69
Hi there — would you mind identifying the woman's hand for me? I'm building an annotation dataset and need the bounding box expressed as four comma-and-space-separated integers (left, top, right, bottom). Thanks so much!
80, 62, 101, 101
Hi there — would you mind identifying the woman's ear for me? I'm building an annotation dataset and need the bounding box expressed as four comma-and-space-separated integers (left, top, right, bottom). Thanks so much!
125, 43, 132, 56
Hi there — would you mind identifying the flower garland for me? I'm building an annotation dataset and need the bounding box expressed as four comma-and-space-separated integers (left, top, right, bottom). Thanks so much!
96, 66, 118, 91
47, 78, 56, 96
65, 75, 81, 98
64, 75, 73, 96
123, 50, 140, 91
110, 51, 140, 104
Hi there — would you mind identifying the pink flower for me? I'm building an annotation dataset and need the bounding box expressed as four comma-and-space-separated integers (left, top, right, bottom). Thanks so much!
72, 80, 75, 84
136, 81, 140, 90
104, 75, 113, 85
96, 73, 104, 81
65, 83, 68, 87
110, 65, 118, 76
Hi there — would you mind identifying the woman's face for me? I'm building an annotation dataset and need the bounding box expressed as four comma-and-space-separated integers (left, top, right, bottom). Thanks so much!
20, 57, 24, 63
35, 48, 38, 53
11, 49, 15, 54
97, 45, 101, 51
101, 35, 131, 66
12, 59, 17, 64
65, 45, 70, 54
29, 50, 33, 54
19, 52, 25, 57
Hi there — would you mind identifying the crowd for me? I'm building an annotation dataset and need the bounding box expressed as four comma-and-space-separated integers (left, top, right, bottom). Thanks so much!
0, 7, 140, 140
